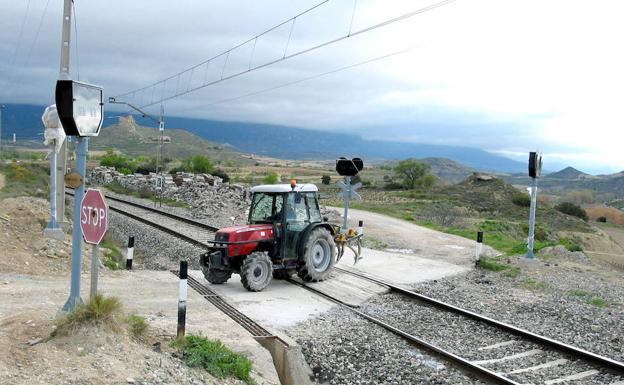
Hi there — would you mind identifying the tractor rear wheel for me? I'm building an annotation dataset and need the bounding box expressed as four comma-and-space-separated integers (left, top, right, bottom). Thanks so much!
298, 228, 336, 282
240, 252, 273, 291
202, 265, 232, 284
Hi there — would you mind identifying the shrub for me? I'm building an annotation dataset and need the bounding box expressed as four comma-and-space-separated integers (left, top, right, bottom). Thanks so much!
180, 155, 215, 174
596, 216, 607, 223
212, 168, 230, 183
511, 193, 531, 207
555, 202, 588, 221
55, 294, 123, 335
321, 175, 331, 185
126, 315, 148, 338
100, 149, 136, 172
263, 172, 279, 184
174, 335, 253, 383
520, 223, 549, 242
384, 182, 404, 190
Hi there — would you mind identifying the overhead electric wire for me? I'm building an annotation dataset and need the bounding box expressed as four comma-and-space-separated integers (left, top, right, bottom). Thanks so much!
113, 0, 330, 99
113, 0, 455, 109
179, 45, 419, 111
8, 0, 53, 95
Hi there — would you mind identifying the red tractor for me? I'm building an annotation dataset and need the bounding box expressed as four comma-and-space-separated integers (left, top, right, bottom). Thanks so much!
200, 181, 361, 291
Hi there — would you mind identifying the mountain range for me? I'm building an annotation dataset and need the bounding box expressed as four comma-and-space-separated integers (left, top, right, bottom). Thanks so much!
3, 103, 525, 172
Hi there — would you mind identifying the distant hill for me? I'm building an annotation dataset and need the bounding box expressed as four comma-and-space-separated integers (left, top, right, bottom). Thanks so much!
2, 103, 526, 172
545, 166, 591, 180
90, 117, 253, 164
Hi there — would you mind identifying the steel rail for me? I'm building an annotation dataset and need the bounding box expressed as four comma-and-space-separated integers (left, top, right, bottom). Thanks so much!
336, 266, 624, 375
67, 188, 219, 231
286, 277, 520, 385
66, 189, 213, 249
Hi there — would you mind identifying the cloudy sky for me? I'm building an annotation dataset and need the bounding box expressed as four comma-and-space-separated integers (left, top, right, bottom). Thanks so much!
1, 0, 623, 174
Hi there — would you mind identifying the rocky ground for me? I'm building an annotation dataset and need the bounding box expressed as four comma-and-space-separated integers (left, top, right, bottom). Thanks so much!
287, 247, 624, 385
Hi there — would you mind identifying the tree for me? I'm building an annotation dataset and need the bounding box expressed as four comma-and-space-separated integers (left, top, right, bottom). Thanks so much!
264, 172, 280, 184
393, 159, 430, 189
321, 175, 331, 185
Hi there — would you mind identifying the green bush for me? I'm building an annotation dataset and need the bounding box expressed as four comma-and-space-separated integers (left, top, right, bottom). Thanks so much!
174, 335, 253, 383
126, 315, 148, 338
597, 216, 607, 223
555, 202, 588, 221
263, 172, 279, 184
100, 149, 137, 172
321, 175, 331, 185
521, 223, 549, 241
511, 193, 531, 207
180, 155, 215, 174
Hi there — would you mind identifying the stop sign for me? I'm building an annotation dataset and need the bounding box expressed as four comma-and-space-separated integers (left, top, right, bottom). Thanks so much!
80, 189, 108, 244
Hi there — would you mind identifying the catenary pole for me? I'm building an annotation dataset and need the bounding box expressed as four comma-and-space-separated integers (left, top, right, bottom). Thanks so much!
59, 0, 85, 313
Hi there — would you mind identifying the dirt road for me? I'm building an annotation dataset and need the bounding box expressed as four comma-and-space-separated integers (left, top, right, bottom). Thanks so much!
330, 206, 498, 266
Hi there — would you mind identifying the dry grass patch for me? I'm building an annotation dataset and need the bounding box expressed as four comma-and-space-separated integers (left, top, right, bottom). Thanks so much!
586, 207, 624, 225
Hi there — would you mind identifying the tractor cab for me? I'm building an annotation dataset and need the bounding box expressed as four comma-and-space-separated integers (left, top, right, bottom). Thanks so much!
200, 182, 341, 291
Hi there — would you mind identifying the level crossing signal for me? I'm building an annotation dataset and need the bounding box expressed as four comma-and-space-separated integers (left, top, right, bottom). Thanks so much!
336, 157, 364, 177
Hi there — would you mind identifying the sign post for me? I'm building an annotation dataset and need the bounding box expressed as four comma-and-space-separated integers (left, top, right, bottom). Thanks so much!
526, 151, 543, 259
57, 81, 103, 312
335, 157, 364, 232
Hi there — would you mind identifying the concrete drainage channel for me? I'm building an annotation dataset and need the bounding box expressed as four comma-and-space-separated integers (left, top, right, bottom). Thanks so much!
171, 270, 313, 385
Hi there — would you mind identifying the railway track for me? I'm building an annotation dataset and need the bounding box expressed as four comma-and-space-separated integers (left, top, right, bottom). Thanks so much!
65, 189, 217, 248
289, 268, 624, 385
67, 189, 624, 384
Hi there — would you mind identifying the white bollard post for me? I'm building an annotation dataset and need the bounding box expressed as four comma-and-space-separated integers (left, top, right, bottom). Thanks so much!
475, 231, 484, 267
126, 236, 135, 270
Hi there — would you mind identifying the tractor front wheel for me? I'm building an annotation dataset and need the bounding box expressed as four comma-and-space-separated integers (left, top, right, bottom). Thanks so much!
298, 228, 336, 282
202, 265, 232, 284
240, 252, 273, 292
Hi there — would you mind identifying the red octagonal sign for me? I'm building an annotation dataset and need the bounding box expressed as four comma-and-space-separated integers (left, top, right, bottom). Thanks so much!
80, 189, 108, 245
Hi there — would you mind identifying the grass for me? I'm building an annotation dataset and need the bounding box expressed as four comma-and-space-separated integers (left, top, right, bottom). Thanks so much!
126, 315, 149, 339
100, 238, 123, 270
587, 297, 608, 308
55, 294, 123, 335
567, 289, 589, 297
522, 279, 549, 291
0, 162, 49, 199
173, 335, 254, 384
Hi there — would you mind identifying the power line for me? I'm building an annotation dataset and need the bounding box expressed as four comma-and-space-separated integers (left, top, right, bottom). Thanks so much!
114, 0, 330, 99
8, 0, 53, 96
113, 0, 455, 109
178, 45, 419, 112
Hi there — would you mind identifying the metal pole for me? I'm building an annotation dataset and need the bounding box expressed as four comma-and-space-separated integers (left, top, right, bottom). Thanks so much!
526, 177, 538, 259
59, 0, 72, 79
90, 244, 99, 299
44, 140, 64, 240
475, 231, 484, 267
62, 137, 88, 313
342, 176, 351, 232
56, 140, 68, 226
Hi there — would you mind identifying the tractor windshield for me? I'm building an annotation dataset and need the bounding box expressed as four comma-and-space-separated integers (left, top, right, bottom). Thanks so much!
249, 193, 284, 224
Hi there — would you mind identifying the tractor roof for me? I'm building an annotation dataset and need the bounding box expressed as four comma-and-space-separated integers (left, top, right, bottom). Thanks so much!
251, 184, 318, 193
